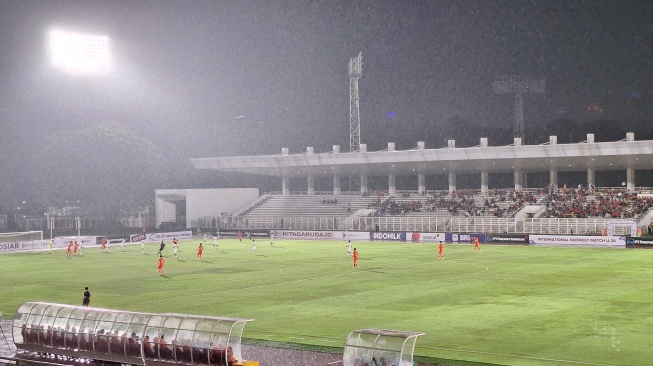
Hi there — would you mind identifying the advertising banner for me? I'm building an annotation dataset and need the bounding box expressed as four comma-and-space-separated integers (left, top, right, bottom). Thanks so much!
369, 231, 406, 242
0, 240, 44, 253
529, 234, 626, 247
488, 234, 529, 243
130, 233, 146, 242
147, 231, 193, 242
219, 229, 269, 238
270, 230, 336, 239
626, 237, 653, 245
409, 232, 446, 243
445, 233, 487, 243
338, 231, 372, 241
56, 236, 96, 249
96, 236, 130, 245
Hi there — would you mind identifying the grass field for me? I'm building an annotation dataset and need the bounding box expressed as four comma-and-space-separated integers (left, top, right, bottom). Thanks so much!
1, 239, 653, 366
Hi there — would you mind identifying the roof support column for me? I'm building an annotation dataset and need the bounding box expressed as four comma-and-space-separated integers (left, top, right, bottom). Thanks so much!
332, 144, 341, 195
627, 168, 635, 193
359, 144, 368, 195
514, 137, 526, 189
448, 173, 456, 194
307, 176, 315, 195
418, 173, 425, 195
479, 138, 488, 195
281, 147, 290, 195
514, 171, 523, 191
587, 169, 595, 190
387, 142, 397, 195
389, 174, 396, 196
626, 133, 635, 193
548, 136, 558, 192
481, 172, 488, 195
549, 169, 558, 194
416, 141, 426, 195
360, 175, 368, 195
282, 177, 289, 196
306, 147, 315, 195
333, 175, 341, 195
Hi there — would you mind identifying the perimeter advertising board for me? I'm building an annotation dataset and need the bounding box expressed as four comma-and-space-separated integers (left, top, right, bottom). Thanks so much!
130, 233, 146, 242
55, 236, 96, 249
627, 237, 653, 245
338, 231, 371, 241
270, 230, 336, 239
0, 240, 45, 253
409, 232, 446, 243
147, 231, 193, 242
1, 236, 93, 254
488, 234, 529, 243
96, 236, 130, 245
269, 230, 369, 240
445, 233, 487, 243
369, 232, 406, 242
219, 229, 269, 238
529, 234, 626, 247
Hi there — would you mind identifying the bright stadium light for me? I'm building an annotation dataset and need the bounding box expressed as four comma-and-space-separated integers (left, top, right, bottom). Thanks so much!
48, 29, 110, 74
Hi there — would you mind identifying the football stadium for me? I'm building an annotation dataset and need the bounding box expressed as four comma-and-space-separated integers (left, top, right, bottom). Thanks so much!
2, 131, 653, 366
2, 4, 653, 366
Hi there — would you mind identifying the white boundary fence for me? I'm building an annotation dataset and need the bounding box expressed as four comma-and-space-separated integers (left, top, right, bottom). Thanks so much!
215, 215, 638, 236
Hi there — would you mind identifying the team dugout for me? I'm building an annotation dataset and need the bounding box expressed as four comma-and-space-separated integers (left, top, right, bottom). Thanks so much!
13, 302, 257, 366
343, 329, 424, 366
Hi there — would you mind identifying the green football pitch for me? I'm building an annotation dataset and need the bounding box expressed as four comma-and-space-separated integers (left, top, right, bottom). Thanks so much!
1, 239, 653, 366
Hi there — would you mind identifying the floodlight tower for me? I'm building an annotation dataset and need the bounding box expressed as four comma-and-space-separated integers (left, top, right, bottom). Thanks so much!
492, 76, 545, 141
493, 76, 545, 189
348, 52, 362, 152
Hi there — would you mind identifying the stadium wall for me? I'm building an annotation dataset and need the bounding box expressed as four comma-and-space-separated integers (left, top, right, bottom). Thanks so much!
155, 188, 259, 229
186, 189, 259, 228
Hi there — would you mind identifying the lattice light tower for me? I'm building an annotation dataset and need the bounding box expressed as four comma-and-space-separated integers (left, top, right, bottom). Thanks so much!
493, 76, 545, 189
492, 76, 545, 141
348, 52, 362, 152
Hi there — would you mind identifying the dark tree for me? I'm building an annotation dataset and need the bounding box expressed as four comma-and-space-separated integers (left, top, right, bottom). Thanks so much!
28, 125, 168, 215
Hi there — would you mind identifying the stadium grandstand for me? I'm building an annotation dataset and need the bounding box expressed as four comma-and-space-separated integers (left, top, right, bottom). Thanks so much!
176, 133, 653, 237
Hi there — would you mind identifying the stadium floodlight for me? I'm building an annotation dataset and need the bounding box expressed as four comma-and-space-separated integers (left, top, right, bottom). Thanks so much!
48, 29, 110, 74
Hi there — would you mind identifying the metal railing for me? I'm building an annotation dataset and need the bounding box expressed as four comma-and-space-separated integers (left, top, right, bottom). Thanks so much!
206, 214, 638, 235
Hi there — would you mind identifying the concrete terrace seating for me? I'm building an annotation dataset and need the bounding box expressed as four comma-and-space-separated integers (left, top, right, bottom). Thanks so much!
242, 194, 371, 218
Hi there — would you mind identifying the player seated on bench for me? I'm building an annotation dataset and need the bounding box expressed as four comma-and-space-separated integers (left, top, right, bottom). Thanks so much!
95, 329, 109, 353
143, 335, 154, 358
128, 332, 140, 356
192, 346, 208, 364
79, 331, 91, 351
159, 335, 172, 360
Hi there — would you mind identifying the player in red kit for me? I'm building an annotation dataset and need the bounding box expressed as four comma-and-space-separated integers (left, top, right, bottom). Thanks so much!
438, 241, 444, 259
158, 255, 165, 276
66, 241, 73, 258
238, 231, 243, 242
353, 248, 359, 268
474, 236, 481, 251
196, 243, 204, 261
73, 241, 79, 255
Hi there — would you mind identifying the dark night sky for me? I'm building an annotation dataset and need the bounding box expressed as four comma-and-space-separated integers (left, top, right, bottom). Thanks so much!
1, 0, 652, 206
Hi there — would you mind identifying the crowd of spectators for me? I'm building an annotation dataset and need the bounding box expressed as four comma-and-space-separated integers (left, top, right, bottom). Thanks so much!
544, 187, 653, 219
368, 189, 544, 217
320, 198, 339, 205
365, 187, 653, 219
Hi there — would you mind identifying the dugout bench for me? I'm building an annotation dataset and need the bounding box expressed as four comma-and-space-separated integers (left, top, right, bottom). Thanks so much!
8, 302, 259, 366
342, 329, 424, 366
